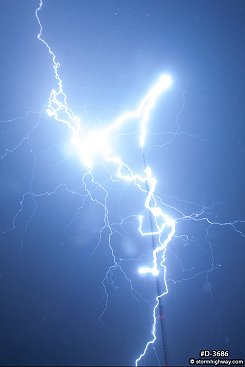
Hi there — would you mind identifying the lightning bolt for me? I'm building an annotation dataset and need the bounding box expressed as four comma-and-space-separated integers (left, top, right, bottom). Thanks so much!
35, 1, 175, 364
0, 1, 239, 366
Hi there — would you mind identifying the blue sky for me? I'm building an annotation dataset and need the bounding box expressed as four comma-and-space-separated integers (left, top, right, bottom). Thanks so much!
0, 1, 244, 366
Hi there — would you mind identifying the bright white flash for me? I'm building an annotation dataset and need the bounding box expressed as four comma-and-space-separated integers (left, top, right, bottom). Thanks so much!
71, 129, 111, 169
35, 1, 174, 365
70, 73, 172, 168
70, 74, 174, 366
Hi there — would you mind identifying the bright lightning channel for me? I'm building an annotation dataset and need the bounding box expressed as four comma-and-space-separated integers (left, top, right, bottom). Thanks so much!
36, 1, 174, 365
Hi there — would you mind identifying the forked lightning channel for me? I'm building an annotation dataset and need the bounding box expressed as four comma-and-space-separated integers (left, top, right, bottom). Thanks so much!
33, 1, 245, 366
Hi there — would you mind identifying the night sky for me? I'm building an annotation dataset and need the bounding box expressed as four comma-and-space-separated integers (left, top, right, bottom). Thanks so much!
0, 1, 245, 366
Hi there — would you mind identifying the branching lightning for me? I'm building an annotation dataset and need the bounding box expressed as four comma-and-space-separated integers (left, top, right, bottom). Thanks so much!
1, 1, 244, 366
35, 1, 175, 364
32, 1, 245, 365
